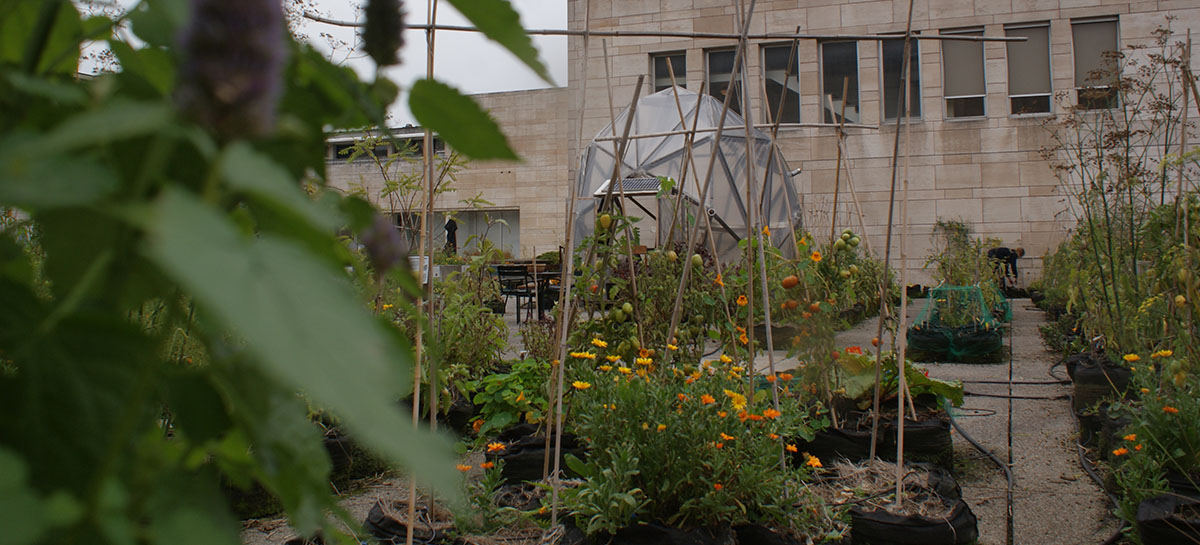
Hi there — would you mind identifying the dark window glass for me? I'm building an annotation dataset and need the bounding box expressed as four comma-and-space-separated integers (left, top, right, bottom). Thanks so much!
882, 38, 921, 119
762, 45, 800, 123
821, 41, 859, 123
706, 49, 742, 115
652, 53, 687, 92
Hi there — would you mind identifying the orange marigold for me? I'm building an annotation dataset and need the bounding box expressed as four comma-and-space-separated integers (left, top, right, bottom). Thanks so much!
480, 461, 495, 469
763, 408, 782, 419
785, 444, 798, 453
486, 442, 507, 453
736, 295, 748, 306
1112, 447, 1130, 456
779, 373, 794, 381
456, 464, 473, 472
1163, 406, 1180, 414
701, 394, 716, 404
714, 483, 723, 490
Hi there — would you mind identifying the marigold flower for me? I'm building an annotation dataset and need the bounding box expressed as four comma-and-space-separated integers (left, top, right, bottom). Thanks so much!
570, 351, 597, 360
618, 366, 632, 374
1123, 434, 1137, 441
714, 274, 725, 287
720, 354, 733, 364
572, 381, 592, 390
737, 295, 748, 306
598, 365, 613, 372
382, 303, 394, 310
718, 411, 727, 417
806, 455, 822, 468
739, 333, 749, 345
731, 366, 744, 374
1123, 353, 1140, 363
845, 346, 863, 355
1141, 387, 1151, 394
667, 343, 679, 351
639, 348, 651, 358
763, 408, 782, 419
657, 424, 667, 432
480, 461, 495, 469
635, 357, 653, 366
762, 225, 771, 236
723, 389, 747, 410
1152, 349, 1174, 358
1135, 444, 1143, 451
785, 444, 798, 453
606, 355, 620, 363
515, 391, 526, 402
678, 393, 688, 402
720, 432, 736, 441
636, 368, 648, 378
1112, 447, 1130, 456
738, 411, 749, 422
766, 374, 777, 382
810, 250, 822, 263
456, 464, 473, 471
1163, 406, 1180, 414
748, 413, 764, 421
486, 442, 506, 453
768, 433, 780, 440
779, 372, 794, 381
713, 483, 723, 490
801, 311, 812, 319
701, 394, 716, 404
715, 442, 724, 449
591, 338, 608, 348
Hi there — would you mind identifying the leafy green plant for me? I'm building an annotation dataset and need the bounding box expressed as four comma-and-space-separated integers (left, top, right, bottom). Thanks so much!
0, 0, 550, 541
832, 348, 964, 410
467, 358, 550, 436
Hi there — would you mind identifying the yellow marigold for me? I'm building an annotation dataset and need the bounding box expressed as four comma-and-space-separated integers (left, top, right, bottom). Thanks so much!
480, 461, 495, 469
1152, 349, 1174, 358
737, 295, 748, 306
635, 357, 653, 366
731, 366, 744, 374
720, 354, 733, 364
667, 343, 679, 351
486, 442, 506, 453
763, 408, 782, 419
572, 381, 592, 390
606, 355, 620, 363
1124, 434, 1137, 441
636, 368, 648, 378
1112, 447, 1130, 456
806, 455, 822, 468
657, 424, 667, 432
719, 432, 736, 441
785, 444, 798, 453
1163, 406, 1180, 414
739, 333, 749, 345
1123, 353, 1140, 363
591, 338, 608, 348
456, 464, 473, 471
701, 394, 716, 404
618, 366, 633, 374
598, 365, 613, 372
723, 389, 747, 410
810, 250, 822, 263
641, 422, 649, 430
382, 303, 394, 310
515, 391, 525, 402
571, 351, 597, 360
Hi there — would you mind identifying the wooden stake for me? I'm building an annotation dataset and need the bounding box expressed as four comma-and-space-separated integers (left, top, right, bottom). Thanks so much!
827, 79, 850, 255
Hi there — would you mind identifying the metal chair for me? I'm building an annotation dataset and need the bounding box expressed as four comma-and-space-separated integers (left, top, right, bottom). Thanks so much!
495, 265, 536, 323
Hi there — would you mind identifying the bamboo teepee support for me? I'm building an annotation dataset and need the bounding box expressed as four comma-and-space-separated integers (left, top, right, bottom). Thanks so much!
833, 130, 873, 254
826, 81, 850, 255
893, 21, 916, 506
868, 0, 916, 464
663, 0, 760, 365
408, 0, 441, 542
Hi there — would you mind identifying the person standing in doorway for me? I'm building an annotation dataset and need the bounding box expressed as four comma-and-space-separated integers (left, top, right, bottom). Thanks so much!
445, 217, 458, 254
987, 246, 1024, 289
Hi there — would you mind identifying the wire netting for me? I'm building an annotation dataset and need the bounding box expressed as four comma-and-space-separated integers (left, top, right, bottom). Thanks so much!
907, 285, 1005, 363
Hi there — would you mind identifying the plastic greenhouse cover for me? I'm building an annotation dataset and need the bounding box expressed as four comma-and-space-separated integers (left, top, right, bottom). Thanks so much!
573, 87, 802, 262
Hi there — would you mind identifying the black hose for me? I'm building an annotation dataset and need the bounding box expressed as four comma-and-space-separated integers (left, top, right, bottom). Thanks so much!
944, 397, 1015, 545
964, 390, 1070, 401
963, 379, 1070, 385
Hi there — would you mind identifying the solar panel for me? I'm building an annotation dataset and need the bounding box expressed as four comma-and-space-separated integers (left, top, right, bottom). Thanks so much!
593, 176, 664, 197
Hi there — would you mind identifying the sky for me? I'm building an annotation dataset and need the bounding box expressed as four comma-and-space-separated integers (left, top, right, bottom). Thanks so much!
299, 0, 569, 125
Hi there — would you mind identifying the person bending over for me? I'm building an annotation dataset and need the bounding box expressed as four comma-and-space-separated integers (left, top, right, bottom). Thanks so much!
987, 247, 1024, 288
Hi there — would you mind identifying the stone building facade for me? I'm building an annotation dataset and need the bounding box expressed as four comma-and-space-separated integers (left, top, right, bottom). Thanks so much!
565, 0, 1200, 283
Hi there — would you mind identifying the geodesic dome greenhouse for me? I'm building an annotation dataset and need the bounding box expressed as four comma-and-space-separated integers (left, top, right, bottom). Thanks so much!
572, 87, 802, 262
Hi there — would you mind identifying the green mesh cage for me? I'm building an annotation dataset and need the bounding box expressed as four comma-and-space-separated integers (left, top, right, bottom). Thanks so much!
907, 285, 1005, 362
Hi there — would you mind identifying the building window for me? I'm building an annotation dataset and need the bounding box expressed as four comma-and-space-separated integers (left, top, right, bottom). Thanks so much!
652, 52, 686, 93
941, 27, 986, 118
706, 49, 742, 114
820, 41, 859, 123
1072, 16, 1119, 110
761, 44, 800, 123
880, 36, 921, 120
1005, 22, 1052, 115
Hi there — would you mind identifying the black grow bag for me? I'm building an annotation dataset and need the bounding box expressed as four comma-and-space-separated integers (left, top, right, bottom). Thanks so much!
364, 501, 454, 545
1136, 494, 1200, 544
850, 467, 977, 545
1072, 358, 1130, 412
793, 414, 953, 468
488, 423, 585, 484
561, 522, 736, 545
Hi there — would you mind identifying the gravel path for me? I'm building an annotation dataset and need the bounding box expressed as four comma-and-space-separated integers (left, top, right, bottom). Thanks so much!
833, 298, 1121, 545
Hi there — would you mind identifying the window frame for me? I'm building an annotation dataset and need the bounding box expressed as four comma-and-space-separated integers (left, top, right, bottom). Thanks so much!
650, 51, 687, 93
878, 34, 922, 122
1004, 21, 1053, 117
939, 26, 987, 120
760, 42, 801, 124
819, 40, 860, 124
705, 48, 743, 115
1070, 15, 1120, 110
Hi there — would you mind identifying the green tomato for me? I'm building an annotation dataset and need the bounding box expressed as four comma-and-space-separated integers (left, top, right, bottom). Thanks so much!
692, 254, 704, 267
666, 250, 678, 262
834, 239, 847, 250
622, 302, 634, 315
848, 236, 860, 248
611, 309, 626, 323
848, 264, 859, 275
839, 269, 851, 278
841, 232, 852, 241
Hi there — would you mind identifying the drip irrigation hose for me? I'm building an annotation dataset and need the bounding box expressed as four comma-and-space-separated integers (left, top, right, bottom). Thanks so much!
964, 390, 1070, 401
1072, 392, 1130, 545
963, 379, 1071, 385
944, 397, 1015, 545
1005, 291, 1016, 545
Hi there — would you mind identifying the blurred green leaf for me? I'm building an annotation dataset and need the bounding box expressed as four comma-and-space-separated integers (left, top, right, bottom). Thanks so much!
110, 41, 175, 96
144, 189, 458, 498
0, 153, 117, 208
409, 79, 517, 161
32, 99, 172, 152
219, 142, 339, 233
443, 0, 552, 84
128, 0, 189, 49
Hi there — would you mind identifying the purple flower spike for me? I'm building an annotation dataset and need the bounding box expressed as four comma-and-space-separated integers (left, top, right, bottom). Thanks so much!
359, 214, 408, 274
176, 0, 288, 139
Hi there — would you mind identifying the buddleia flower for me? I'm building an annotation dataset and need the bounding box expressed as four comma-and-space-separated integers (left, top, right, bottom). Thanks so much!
359, 214, 408, 275
363, 0, 406, 67
176, 0, 288, 139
